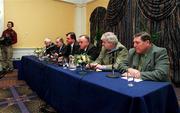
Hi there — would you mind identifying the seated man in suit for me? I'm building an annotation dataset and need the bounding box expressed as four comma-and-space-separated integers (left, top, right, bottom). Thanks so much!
89, 32, 128, 70
122, 32, 170, 81
53, 37, 67, 62
78, 35, 99, 61
64, 32, 79, 57
44, 38, 55, 56
54, 37, 67, 57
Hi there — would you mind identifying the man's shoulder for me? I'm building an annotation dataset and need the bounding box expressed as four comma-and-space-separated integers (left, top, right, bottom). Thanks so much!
129, 48, 136, 53
152, 44, 167, 53
74, 41, 79, 46
117, 42, 127, 49
2, 29, 8, 34
88, 44, 96, 50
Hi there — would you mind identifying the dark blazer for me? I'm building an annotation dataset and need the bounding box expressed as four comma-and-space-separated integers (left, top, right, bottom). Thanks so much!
124, 44, 169, 82
54, 44, 67, 57
45, 43, 55, 55
79, 43, 99, 61
65, 42, 79, 57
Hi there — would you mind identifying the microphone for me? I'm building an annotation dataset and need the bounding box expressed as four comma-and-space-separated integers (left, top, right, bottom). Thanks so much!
108, 47, 123, 54
46, 44, 55, 50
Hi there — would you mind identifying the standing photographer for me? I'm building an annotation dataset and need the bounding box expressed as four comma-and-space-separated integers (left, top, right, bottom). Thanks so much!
0, 21, 17, 72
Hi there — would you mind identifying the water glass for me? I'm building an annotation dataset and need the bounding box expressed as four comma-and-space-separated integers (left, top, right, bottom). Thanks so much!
68, 58, 76, 70
62, 58, 68, 69
127, 73, 134, 87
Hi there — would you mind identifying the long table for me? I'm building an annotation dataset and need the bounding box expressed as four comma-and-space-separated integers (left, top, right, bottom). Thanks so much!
19, 56, 179, 113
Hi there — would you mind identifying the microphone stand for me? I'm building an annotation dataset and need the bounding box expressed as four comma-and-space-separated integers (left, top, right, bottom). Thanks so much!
112, 52, 115, 75
106, 51, 119, 78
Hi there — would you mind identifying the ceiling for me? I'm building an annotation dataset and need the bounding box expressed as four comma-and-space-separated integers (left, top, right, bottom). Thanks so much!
58, 0, 95, 4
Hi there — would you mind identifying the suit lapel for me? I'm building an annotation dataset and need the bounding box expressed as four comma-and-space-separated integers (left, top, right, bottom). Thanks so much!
141, 45, 153, 71
132, 54, 140, 69
141, 55, 151, 71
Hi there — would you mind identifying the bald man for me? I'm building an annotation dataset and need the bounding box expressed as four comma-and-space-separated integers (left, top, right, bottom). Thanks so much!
78, 35, 99, 61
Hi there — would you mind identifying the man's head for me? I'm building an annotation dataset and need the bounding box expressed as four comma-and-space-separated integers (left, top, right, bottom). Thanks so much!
66, 32, 76, 45
78, 35, 90, 50
133, 32, 152, 54
44, 38, 52, 47
101, 32, 118, 51
55, 37, 64, 47
7, 21, 14, 29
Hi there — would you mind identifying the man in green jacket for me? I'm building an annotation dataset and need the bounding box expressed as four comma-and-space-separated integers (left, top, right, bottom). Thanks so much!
122, 32, 169, 82
89, 32, 128, 71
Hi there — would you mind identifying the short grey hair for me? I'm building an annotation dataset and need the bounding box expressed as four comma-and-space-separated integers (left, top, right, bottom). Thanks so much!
44, 38, 51, 43
101, 32, 118, 45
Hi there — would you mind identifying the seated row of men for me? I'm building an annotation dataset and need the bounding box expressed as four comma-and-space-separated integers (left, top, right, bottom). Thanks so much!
44, 32, 99, 60
43, 31, 170, 82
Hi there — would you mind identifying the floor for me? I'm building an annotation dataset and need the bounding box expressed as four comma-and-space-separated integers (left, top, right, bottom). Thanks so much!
0, 70, 57, 113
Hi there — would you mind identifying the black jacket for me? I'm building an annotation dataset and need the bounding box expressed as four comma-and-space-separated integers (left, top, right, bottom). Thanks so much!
54, 44, 67, 57
65, 42, 80, 57
45, 43, 55, 55
79, 44, 99, 61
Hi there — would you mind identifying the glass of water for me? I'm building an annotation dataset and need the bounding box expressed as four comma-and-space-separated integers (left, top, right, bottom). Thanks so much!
127, 72, 134, 87
62, 58, 68, 69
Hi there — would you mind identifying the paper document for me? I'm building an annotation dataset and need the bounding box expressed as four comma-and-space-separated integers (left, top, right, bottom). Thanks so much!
121, 76, 143, 82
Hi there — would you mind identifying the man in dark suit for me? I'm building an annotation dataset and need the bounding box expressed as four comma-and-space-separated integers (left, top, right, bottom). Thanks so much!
53, 37, 67, 63
78, 35, 99, 61
64, 32, 79, 57
44, 38, 55, 56
54, 37, 67, 57
122, 32, 169, 82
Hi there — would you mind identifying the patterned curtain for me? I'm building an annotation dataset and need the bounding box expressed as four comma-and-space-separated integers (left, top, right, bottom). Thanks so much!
105, 0, 133, 49
89, 6, 106, 52
137, 0, 176, 21
90, 0, 180, 85
106, 0, 128, 26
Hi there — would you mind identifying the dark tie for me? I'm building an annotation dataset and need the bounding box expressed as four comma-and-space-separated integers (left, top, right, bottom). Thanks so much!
70, 46, 73, 55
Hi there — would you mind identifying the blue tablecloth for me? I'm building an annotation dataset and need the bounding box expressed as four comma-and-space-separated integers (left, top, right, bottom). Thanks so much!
19, 56, 179, 113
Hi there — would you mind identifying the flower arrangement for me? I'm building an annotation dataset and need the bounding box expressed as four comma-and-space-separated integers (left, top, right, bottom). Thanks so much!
75, 54, 91, 65
34, 48, 44, 57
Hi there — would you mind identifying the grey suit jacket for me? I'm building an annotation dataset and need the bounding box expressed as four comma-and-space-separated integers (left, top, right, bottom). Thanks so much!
124, 44, 169, 82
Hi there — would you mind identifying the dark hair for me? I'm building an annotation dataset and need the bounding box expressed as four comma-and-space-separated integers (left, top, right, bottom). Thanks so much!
79, 35, 90, 42
56, 37, 64, 44
133, 32, 152, 43
66, 32, 76, 41
8, 21, 14, 27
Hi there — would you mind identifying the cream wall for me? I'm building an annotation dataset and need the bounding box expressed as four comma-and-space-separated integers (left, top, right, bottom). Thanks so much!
86, 0, 108, 35
4, 0, 76, 48
0, 0, 4, 35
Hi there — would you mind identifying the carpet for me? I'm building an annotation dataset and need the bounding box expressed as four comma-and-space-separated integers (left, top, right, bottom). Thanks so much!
0, 70, 57, 113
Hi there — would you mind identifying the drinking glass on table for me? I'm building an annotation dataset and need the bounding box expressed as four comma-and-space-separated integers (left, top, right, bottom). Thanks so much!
68, 55, 76, 70
127, 72, 134, 87
62, 58, 68, 69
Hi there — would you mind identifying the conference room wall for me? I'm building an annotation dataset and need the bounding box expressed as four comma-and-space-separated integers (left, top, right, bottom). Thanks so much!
4, 0, 76, 48
86, 0, 109, 35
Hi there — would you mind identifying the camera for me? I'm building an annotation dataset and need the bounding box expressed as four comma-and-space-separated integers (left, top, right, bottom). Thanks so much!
0, 36, 12, 46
